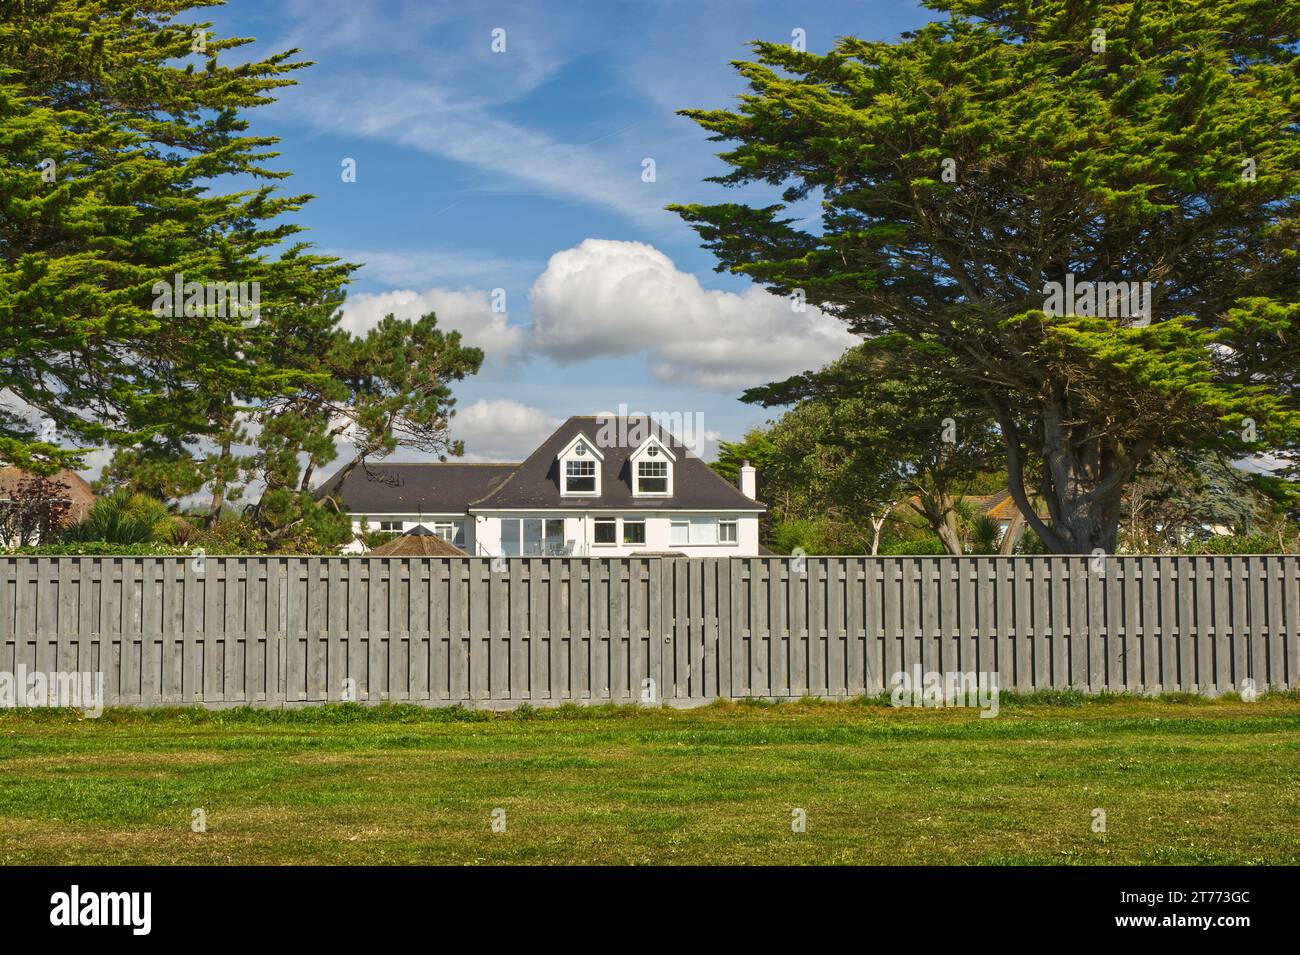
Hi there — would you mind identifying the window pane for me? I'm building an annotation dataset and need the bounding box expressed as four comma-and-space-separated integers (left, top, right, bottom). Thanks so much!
545, 519, 565, 555
637, 460, 668, 493
565, 458, 596, 493
594, 519, 616, 544
501, 519, 520, 557
522, 518, 543, 556
670, 520, 690, 545
690, 517, 717, 544
623, 520, 645, 545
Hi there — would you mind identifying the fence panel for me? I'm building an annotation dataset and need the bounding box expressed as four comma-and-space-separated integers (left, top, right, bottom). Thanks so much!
0, 555, 1296, 709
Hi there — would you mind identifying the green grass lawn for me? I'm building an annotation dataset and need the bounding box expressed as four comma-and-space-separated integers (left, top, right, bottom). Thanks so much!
1, 695, 1297, 865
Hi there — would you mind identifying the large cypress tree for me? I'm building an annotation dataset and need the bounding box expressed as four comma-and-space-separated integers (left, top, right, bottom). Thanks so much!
0, 0, 351, 474
672, 0, 1300, 553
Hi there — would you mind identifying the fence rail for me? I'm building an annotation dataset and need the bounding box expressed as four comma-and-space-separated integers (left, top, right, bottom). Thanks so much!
1, 555, 1296, 708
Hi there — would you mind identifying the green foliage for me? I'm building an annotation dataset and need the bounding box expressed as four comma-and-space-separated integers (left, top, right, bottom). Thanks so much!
744, 343, 1007, 554
363, 530, 399, 550
672, 0, 1300, 553
878, 537, 949, 556
1016, 528, 1049, 555
1184, 534, 1287, 555
2, 8, 484, 547
60, 490, 176, 545
10, 541, 191, 556
968, 515, 1002, 555
0, 0, 353, 475
712, 430, 778, 485
185, 516, 265, 555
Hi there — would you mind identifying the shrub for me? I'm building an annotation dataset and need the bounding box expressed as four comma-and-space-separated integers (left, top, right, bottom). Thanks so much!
1185, 533, 1285, 555
878, 536, 948, 556
60, 490, 176, 545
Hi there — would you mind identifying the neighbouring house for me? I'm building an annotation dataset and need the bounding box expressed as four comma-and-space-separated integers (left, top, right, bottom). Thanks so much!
318, 416, 765, 557
968, 490, 1052, 534
0, 467, 96, 547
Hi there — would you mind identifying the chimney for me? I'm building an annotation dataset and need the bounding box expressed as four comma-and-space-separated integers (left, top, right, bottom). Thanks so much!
739, 460, 757, 500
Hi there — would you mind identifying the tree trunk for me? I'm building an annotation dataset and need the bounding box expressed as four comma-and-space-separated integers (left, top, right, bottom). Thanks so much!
868, 499, 898, 556
206, 433, 231, 529
911, 491, 964, 556
994, 395, 1152, 555
999, 508, 1025, 555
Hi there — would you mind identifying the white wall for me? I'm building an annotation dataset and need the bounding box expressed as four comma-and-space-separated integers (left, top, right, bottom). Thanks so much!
472, 512, 761, 557
349, 512, 761, 556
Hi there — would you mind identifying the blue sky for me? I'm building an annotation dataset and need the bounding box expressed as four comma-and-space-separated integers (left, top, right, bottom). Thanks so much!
206, 0, 935, 463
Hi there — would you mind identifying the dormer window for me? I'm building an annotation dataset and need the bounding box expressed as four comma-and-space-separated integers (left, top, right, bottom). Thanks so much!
636, 460, 668, 494
630, 435, 674, 496
565, 459, 596, 494
558, 434, 603, 496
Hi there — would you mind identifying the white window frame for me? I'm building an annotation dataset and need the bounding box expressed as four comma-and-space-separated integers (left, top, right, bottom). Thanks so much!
558, 435, 604, 497
564, 458, 597, 495
431, 520, 466, 547
669, 516, 738, 546
503, 517, 567, 556
629, 436, 675, 497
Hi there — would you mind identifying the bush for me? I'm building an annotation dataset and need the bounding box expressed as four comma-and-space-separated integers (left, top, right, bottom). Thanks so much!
12, 541, 191, 556
1185, 533, 1285, 555
878, 536, 948, 556
185, 516, 265, 555
60, 490, 176, 545
1016, 527, 1049, 555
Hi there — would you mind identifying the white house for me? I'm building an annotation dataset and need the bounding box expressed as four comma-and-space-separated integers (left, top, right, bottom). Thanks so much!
318, 416, 764, 557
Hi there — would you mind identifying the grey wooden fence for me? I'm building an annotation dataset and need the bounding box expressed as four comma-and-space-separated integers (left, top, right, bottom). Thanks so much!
1, 556, 1296, 709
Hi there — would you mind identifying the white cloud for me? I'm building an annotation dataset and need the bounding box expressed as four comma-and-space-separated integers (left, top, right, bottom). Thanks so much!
450, 399, 560, 462
289, 81, 671, 229
529, 239, 857, 391
337, 288, 526, 368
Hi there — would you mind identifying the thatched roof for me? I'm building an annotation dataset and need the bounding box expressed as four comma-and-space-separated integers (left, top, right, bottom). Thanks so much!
369, 526, 467, 557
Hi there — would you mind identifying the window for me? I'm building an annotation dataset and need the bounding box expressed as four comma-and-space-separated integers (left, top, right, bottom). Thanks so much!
500, 518, 567, 556
623, 518, 646, 545
565, 459, 596, 494
636, 460, 669, 494
670, 517, 720, 545
719, 519, 738, 544
432, 521, 466, 547
379, 520, 402, 532
593, 518, 617, 545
